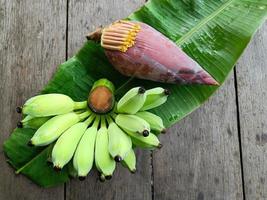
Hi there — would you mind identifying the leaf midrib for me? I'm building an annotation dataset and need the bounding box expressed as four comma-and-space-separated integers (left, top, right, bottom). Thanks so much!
15, 145, 51, 174
176, 0, 235, 45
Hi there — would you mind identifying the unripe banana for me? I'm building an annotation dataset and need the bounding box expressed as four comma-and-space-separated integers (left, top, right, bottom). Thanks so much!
121, 149, 136, 173
115, 114, 150, 137
73, 116, 100, 179
126, 131, 161, 149
18, 116, 51, 129
21, 115, 34, 122
95, 116, 116, 181
117, 87, 146, 114
22, 94, 87, 117
107, 117, 132, 162
141, 87, 170, 111
135, 111, 165, 134
29, 111, 90, 146
52, 122, 88, 170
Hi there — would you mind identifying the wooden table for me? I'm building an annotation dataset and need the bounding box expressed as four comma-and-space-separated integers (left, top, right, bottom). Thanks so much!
0, 1, 266, 199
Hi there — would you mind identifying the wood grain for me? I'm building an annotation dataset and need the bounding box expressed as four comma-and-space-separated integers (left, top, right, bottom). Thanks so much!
236, 21, 267, 200
0, 0, 66, 199
65, 1, 151, 200
153, 75, 243, 200
0, 0, 267, 199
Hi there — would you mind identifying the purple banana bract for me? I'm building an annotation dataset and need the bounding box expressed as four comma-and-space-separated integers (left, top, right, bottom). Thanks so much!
88, 21, 219, 85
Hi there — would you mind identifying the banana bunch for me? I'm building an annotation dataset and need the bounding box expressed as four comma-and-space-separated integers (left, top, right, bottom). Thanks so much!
16, 79, 170, 182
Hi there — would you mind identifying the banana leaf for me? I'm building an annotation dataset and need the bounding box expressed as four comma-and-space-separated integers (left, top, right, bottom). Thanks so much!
3, 0, 267, 187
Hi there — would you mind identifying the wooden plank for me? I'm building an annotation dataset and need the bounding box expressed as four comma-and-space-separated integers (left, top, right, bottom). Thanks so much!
153, 75, 243, 199
65, 1, 151, 200
236, 22, 267, 200
0, 0, 66, 199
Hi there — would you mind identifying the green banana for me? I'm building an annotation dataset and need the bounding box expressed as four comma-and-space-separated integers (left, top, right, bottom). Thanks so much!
135, 111, 165, 134
121, 149, 136, 173
52, 114, 95, 171
21, 115, 34, 123
117, 87, 146, 114
73, 116, 100, 180
52, 125, 86, 170
126, 131, 161, 149
115, 114, 150, 137
18, 115, 51, 129
21, 94, 87, 117
107, 116, 132, 162
29, 111, 90, 146
95, 116, 116, 181
140, 87, 170, 111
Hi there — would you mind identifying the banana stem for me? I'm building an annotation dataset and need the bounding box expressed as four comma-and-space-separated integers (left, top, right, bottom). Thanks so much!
92, 115, 100, 128
88, 79, 115, 114
74, 101, 88, 110
110, 113, 117, 120
106, 115, 114, 125
100, 115, 106, 128
74, 110, 86, 114
78, 110, 91, 120
84, 114, 96, 126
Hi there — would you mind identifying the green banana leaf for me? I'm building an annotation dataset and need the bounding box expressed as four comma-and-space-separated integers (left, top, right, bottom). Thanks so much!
3, 0, 267, 187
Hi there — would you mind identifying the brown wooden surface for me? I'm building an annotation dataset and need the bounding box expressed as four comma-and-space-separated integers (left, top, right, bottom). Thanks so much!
236, 23, 267, 200
0, 1, 266, 200
153, 74, 243, 200
0, 0, 66, 199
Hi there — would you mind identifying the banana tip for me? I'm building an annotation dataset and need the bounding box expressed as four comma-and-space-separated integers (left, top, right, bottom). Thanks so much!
53, 166, 62, 172
16, 107, 22, 113
161, 129, 167, 134
99, 174, 106, 182
138, 87, 146, 94
158, 143, 163, 149
131, 169, 137, 174
142, 130, 150, 137
27, 140, 34, 147
105, 175, 112, 180
114, 155, 122, 162
17, 122, 23, 128
79, 176, 86, 181
164, 89, 171, 96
